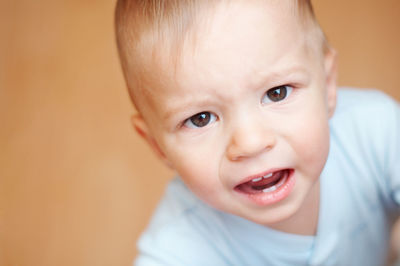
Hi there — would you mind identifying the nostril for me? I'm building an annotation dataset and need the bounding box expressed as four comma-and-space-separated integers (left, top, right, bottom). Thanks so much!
227, 146, 273, 162
226, 131, 276, 161
229, 154, 243, 162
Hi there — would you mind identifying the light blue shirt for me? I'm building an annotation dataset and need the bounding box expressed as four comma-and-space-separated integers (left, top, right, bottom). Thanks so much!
135, 88, 400, 266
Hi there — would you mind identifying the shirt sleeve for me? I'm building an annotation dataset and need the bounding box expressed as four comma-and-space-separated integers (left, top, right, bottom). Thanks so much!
384, 94, 400, 209
334, 89, 400, 212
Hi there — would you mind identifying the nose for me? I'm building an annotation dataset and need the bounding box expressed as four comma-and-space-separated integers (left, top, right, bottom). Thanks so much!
226, 116, 276, 161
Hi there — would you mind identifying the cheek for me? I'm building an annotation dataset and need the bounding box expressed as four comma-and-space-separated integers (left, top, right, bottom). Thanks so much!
162, 139, 224, 197
298, 121, 330, 167
283, 102, 330, 173
303, 130, 329, 178
178, 159, 227, 209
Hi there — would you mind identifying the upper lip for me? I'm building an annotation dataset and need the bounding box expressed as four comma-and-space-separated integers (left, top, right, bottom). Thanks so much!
234, 168, 287, 187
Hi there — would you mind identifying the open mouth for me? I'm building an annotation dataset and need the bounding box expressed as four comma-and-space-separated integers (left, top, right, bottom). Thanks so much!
235, 169, 292, 195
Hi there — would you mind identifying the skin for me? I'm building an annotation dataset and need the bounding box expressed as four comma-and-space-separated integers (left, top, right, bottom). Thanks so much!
131, 0, 337, 235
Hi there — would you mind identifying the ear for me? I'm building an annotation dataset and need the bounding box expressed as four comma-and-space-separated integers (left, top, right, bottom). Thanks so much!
324, 48, 338, 118
131, 114, 172, 168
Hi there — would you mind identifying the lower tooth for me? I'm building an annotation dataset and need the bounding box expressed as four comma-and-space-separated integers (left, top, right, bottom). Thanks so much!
263, 186, 277, 193
262, 176, 288, 193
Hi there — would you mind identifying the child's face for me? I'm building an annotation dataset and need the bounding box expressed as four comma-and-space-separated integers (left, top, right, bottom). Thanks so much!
134, 1, 336, 229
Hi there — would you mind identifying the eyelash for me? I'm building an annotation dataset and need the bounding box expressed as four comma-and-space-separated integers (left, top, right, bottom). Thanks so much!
181, 85, 294, 129
261, 85, 294, 104
183, 112, 217, 129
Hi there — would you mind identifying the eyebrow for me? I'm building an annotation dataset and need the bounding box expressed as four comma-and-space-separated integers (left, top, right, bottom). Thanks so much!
162, 98, 215, 122
252, 65, 310, 88
162, 65, 310, 121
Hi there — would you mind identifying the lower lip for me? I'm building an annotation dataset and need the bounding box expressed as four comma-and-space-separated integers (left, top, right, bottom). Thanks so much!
235, 170, 295, 206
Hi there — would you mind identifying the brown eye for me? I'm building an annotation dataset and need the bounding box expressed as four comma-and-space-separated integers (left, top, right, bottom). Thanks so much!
184, 112, 217, 128
264, 85, 293, 103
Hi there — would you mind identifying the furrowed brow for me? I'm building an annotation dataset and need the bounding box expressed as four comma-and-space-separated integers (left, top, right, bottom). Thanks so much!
162, 98, 213, 121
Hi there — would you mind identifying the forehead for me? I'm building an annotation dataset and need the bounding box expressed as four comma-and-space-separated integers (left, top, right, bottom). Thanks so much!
181, 1, 308, 80
137, 0, 321, 115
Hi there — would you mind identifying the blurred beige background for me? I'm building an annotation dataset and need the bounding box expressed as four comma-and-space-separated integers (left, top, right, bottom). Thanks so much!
0, 0, 399, 265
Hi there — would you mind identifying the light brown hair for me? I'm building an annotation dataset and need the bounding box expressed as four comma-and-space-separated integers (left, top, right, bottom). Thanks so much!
115, 0, 328, 108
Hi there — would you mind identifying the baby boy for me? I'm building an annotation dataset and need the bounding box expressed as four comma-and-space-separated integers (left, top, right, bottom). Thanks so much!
115, 0, 400, 265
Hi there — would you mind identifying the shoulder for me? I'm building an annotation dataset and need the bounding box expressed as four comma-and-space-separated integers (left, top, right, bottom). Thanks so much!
328, 88, 400, 206
334, 87, 398, 119
331, 88, 399, 146
135, 178, 230, 265
331, 87, 399, 162
144, 178, 200, 229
